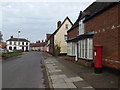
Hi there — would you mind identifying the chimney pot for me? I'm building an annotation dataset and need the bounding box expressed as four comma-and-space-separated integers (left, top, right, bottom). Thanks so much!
11, 36, 13, 38
57, 21, 61, 28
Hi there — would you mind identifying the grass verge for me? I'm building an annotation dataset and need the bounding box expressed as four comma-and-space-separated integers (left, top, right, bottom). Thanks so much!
2, 51, 22, 58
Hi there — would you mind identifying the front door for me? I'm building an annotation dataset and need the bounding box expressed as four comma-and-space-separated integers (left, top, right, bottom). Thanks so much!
26, 47, 28, 51
22, 47, 24, 51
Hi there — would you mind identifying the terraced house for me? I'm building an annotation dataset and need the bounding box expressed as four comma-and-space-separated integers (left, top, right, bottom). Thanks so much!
67, 2, 120, 70
47, 17, 73, 55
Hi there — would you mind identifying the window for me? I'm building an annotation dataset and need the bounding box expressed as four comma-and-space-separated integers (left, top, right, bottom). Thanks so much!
22, 42, 24, 45
78, 38, 93, 59
9, 47, 12, 50
72, 42, 75, 56
10, 41, 12, 45
79, 18, 85, 35
64, 35, 67, 41
67, 42, 75, 56
14, 47, 16, 50
26, 42, 28, 45
14, 42, 16, 45
87, 38, 93, 59
65, 24, 69, 29
67, 42, 72, 55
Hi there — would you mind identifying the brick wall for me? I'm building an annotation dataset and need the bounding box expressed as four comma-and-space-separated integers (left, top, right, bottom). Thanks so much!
78, 58, 93, 67
66, 56, 76, 61
118, 4, 120, 63
49, 35, 54, 54
85, 4, 120, 69
68, 27, 79, 39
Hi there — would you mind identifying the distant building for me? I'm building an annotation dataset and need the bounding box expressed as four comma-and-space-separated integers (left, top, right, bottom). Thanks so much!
45, 34, 52, 52
31, 40, 46, 51
6, 36, 30, 51
30, 42, 41, 51
0, 42, 7, 49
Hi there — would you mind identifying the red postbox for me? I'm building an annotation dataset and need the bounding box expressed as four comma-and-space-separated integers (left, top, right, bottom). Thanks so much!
94, 45, 103, 74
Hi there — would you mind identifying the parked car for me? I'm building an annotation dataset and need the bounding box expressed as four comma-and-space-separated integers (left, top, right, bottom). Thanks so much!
7, 50, 14, 53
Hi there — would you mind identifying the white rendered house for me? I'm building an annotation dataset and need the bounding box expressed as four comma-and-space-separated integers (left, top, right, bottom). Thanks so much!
6, 36, 30, 51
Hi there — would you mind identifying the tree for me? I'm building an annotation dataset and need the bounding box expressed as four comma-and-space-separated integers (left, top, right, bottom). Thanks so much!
0, 31, 3, 43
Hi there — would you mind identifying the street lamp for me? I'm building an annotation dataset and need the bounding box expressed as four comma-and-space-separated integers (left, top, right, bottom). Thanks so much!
18, 31, 21, 50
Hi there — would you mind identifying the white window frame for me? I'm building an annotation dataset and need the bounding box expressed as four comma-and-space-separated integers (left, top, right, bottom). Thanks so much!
65, 24, 69, 30
79, 18, 85, 35
78, 38, 93, 60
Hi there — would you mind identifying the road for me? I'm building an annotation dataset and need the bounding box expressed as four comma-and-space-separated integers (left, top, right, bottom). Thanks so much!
2, 51, 46, 88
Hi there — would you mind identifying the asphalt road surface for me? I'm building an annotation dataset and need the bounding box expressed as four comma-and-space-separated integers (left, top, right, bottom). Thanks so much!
2, 51, 45, 88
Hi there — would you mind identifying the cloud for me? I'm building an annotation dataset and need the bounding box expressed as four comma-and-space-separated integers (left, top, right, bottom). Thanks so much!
1, 0, 96, 2
2, 2, 93, 42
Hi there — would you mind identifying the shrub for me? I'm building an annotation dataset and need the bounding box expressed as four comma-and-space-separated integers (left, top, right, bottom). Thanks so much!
53, 44, 61, 56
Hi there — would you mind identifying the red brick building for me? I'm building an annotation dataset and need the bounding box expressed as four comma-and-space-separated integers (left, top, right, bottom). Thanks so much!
67, 2, 120, 70
46, 34, 54, 54
45, 34, 52, 52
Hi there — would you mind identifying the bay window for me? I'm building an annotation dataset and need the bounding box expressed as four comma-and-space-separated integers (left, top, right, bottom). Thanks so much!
67, 42, 75, 56
78, 38, 93, 59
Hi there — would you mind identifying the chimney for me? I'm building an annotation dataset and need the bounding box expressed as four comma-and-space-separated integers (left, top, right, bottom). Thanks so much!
11, 36, 13, 38
38, 40, 40, 43
57, 21, 61, 28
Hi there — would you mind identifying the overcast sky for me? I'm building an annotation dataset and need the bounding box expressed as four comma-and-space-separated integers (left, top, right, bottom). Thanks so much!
1, 1, 95, 43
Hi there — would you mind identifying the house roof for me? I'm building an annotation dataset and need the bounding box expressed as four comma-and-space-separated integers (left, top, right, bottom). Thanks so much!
46, 34, 52, 40
31, 43, 41, 47
67, 11, 85, 33
67, 32, 94, 42
84, 2, 119, 22
46, 34, 52, 42
41, 42, 46, 47
67, 2, 119, 33
48, 17, 73, 40
7, 38, 30, 42
31, 42, 46, 47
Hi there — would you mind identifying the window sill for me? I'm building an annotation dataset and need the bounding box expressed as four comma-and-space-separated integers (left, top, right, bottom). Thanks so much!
67, 55, 76, 57
78, 57, 93, 61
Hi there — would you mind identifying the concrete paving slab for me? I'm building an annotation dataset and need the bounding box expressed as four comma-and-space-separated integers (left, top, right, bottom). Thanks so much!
73, 81, 91, 88
52, 78, 65, 84
50, 69, 62, 73
66, 82, 77, 88
70, 76, 84, 82
53, 83, 68, 88
50, 75, 60, 79
64, 78, 72, 83
58, 75, 67, 78
82, 86, 94, 89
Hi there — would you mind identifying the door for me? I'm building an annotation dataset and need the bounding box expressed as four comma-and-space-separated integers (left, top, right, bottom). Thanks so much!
75, 42, 78, 61
26, 47, 28, 51
22, 47, 24, 51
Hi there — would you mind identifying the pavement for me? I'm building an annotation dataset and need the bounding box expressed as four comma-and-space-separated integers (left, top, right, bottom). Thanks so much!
43, 52, 120, 90
2, 51, 46, 88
